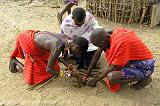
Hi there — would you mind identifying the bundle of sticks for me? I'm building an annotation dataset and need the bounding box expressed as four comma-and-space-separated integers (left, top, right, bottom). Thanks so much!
58, 57, 88, 87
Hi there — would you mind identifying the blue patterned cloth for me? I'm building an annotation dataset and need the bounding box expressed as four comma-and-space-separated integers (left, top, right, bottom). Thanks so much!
121, 59, 155, 79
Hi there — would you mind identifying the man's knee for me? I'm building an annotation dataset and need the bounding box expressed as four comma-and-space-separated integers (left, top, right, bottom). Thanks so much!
107, 72, 116, 82
107, 71, 122, 83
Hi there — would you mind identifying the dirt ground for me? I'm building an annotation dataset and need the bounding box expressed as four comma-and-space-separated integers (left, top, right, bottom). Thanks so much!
0, 0, 160, 106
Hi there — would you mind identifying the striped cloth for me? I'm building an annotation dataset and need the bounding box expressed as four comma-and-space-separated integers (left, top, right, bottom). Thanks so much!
106, 27, 153, 67
105, 27, 153, 92
10, 30, 60, 85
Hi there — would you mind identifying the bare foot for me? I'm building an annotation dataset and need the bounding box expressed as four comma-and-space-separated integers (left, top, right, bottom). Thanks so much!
130, 77, 152, 90
9, 58, 18, 73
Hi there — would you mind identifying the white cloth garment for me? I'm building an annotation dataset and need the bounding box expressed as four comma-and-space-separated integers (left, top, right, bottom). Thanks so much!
61, 12, 102, 51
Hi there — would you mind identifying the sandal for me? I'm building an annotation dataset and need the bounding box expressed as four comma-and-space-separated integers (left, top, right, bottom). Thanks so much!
130, 77, 152, 90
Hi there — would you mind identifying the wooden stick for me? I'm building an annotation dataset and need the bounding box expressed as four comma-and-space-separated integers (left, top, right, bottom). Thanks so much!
93, 0, 96, 16
101, 0, 105, 18
114, 0, 118, 23
134, 0, 138, 23
112, 0, 115, 22
118, 0, 123, 23
124, 1, 129, 23
27, 76, 55, 90
150, 4, 157, 28
108, 0, 112, 21
35, 77, 55, 90
137, 1, 142, 23
99, 0, 102, 18
140, 0, 147, 26
104, 0, 107, 19
128, 0, 135, 24
90, 72, 102, 76
121, 0, 126, 23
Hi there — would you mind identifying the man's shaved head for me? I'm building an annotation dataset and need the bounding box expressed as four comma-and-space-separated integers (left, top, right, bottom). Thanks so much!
91, 28, 106, 46
90, 28, 111, 49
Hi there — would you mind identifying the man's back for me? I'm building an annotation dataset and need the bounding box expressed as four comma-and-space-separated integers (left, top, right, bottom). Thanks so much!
106, 27, 153, 66
34, 32, 63, 51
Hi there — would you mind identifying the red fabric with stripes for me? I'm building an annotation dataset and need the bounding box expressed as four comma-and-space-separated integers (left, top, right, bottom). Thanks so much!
105, 27, 153, 92
106, 27, 153, 67
10, 30, 60, 85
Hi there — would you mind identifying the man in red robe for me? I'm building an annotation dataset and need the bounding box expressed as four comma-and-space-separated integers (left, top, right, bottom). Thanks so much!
9, 30, 88, 85
86, 27, 155, 92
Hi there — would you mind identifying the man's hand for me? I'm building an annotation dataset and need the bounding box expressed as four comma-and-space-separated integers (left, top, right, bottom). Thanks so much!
88, 79, 98, 87
57, 13, 63, 24
85, 71, 90, 78
87, 48, 103, 78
